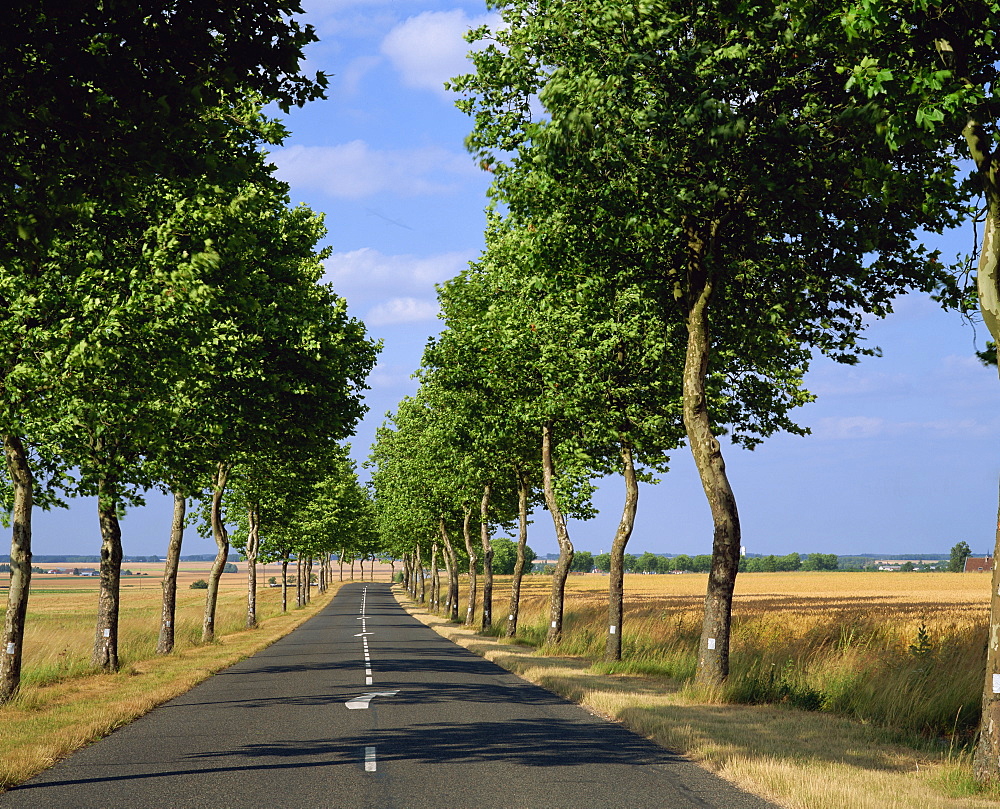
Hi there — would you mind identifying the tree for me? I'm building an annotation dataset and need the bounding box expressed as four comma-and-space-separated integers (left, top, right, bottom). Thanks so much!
949, 541, 972, 573
571, 551, 595, 573
454, 0, 964, 686
827, 0, 999, 780
0, 1, 327, 700
491, 538, 537, 576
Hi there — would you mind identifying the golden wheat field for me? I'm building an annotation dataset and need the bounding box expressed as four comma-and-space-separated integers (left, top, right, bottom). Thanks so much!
449, 571, 993, 742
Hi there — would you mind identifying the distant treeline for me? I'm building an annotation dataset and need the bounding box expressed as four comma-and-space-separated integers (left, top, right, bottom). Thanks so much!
0, 554, 240, 564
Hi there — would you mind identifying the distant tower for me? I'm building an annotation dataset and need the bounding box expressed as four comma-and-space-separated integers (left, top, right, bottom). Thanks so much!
740, 546, 746, 557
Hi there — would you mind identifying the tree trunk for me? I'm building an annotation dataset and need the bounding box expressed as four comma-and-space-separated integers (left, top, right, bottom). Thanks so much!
480, 483, 494, 632
93, 476, 124, 671
416, 542, 426, 603
506, 467, 529, 639
245, 503, 260, 628
542, 422, 574, 645
968, 118, 1000, 783
1, 434, 33, 703
370, 554, 375, 582
157, 491, 186, 655
202, 463, 230, 643
607, 444, 639, 661
683, 230, 742, 687
430, 541, 440, 612
402, 553, 412, 593
281, 552, 289, 612
305, 556, 313, 604
440, 517, 459, 622
339, 548, 345, 582
462, 503, 478, 626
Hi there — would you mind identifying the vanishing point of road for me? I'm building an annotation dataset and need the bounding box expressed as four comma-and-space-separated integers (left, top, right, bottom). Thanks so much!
0, 583, 779, 808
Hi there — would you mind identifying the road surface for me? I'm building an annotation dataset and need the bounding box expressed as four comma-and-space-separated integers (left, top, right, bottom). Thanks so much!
0, 583, 779, 808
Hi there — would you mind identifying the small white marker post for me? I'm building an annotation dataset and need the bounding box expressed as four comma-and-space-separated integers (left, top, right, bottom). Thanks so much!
993, 673, 1000, 694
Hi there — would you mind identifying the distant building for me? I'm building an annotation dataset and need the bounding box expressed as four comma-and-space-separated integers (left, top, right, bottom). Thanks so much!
965, 557, 994, 573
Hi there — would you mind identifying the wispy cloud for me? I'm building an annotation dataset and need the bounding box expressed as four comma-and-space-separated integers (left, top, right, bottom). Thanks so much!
366, 297, 439, 326
269, 141, 477, 198
812, 415, 999, 440
323, 247, 474, 307
381, 9, 500, 98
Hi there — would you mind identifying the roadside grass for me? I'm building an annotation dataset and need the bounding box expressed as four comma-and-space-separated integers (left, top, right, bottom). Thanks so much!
0, 581, 340, 791
400, 572, 1000, 808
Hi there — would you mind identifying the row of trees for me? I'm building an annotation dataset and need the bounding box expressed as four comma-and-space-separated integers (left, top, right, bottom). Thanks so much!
373, 0, 1000, 783
0, 2, 380, 702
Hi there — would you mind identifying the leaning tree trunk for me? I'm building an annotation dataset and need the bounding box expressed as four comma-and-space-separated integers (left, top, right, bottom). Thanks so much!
480, 483, 495, 632
339, 548, 345, 582
202, 464, 230, 642
93, 476, 124, 671
462, 503, 478, 627
1, 434, 33, 703
440, 517, 460, 622
245, 503, 260, 628
157, 491, 186, 654
506, 468, 529, 639
607, 444, 639, 661
542, 422, 574, 645
683, 231, 742, 687
968, 117, 1000, 783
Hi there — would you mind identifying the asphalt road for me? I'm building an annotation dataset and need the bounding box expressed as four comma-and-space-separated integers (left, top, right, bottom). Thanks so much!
1, 583, 780, 808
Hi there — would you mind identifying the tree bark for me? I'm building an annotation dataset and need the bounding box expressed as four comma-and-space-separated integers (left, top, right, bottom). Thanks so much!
440, 517, 460, 622
1, 434, 33, 703
416, 542, 426, 602
607, 444, 639, 661
93, 476, 124, 671
245, 503, 260, 628
480, 483, 494, 632
281, 552, 289, 612
506, 467, 529, 639
339, 547, 345, 582
462, 503, 478, 626
542, 422, 574, 644
430, 541, 440, 612
202, 463, 230, 642
683, 228, 742, 687
157, 491, 186, 655
968, 117, 1000, 783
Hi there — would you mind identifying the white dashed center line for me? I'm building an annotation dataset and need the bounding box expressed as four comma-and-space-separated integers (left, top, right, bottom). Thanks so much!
365, 746, 377, 772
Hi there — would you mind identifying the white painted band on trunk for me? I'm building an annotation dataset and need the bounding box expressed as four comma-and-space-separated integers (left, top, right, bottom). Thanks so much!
103, 628, 111, 638
707, 638, 716, 650
551, 621, 557, 628
165, 620, 171, 627
6, 642, 14, 654
509, 615, 514, 621
365, 747, 376, 772
609, 625, 617, 634
993, 673, 1000, 694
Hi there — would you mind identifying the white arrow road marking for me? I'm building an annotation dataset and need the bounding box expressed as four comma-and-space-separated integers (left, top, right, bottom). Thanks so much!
346, 690, 399, 710
354, 632, 373, 637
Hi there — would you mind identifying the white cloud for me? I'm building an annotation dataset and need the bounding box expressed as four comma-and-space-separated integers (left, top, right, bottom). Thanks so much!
323, 247, 474, 306
812, 415, 999, 440
269, 142, 477, 198
367, 297, 439, 326
380, 10, 500, 98
367, 362, 420, 390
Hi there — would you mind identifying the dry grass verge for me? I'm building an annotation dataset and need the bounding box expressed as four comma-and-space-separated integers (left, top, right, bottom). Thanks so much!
394, 585, 1000, 809
0, 584, 339, 791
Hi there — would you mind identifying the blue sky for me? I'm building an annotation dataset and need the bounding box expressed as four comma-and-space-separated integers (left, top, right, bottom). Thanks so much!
29, 0, 1000, 560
